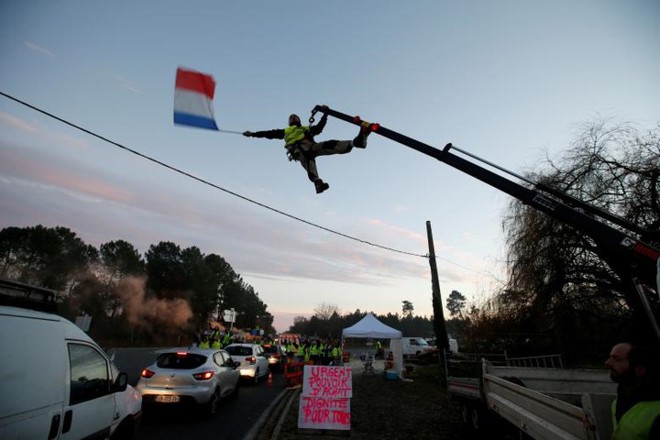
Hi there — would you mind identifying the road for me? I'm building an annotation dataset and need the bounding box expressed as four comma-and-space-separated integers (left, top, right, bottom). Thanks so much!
109, 347, 284, 440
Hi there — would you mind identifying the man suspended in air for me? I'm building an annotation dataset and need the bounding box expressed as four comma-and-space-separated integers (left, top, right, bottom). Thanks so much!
243, 106, 372, 194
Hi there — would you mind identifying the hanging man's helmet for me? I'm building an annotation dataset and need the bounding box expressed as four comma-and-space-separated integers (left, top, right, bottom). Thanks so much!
288, 114, 301, 126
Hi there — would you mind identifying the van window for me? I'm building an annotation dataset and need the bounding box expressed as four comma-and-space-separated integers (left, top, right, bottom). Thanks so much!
68, 344, 111, 405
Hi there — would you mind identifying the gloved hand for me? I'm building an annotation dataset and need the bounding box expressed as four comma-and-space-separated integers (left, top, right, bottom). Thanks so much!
243, 131, 252, 137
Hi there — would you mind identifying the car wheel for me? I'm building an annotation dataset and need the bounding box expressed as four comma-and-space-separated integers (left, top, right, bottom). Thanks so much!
205, 389, 220, 416
231, 382, 240, 399
110, 418, 137, 440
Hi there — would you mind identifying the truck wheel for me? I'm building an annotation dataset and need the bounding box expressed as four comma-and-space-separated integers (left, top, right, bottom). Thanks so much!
469, 407, 483, 431
460, 404, 471, 425
460, 404, 483, 432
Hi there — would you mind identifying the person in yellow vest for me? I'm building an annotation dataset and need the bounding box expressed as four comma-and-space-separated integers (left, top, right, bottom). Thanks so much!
303, 342, 311, 364
199, 336, 210, 349
296, 343, 306, 363
211, 335, 221, 349
310, 341, 322, 365
605, 342, 660, 439
331, 344, 341, 366
243, 106, 372, 194
286, 342, 296, 363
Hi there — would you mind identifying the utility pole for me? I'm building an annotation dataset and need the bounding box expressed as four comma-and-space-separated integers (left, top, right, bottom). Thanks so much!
426, 221, 449, 355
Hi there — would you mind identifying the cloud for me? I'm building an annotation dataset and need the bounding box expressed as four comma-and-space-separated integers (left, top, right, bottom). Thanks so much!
94, 71, 142, 94
1, 147, 134, 204
0, 112, 37, 133
0, 112, 88, 150
25, 41, 56, 59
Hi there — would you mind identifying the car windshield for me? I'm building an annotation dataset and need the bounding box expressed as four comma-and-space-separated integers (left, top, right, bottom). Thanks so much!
156, 352, 206, 369
225, 346, 253, 356
262, 345, 280, 354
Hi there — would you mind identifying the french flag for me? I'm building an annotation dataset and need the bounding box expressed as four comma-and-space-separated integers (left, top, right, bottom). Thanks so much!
174, 67, 218, 130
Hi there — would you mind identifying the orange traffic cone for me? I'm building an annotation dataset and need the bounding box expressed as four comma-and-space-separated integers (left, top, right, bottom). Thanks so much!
267, 371, 273, 387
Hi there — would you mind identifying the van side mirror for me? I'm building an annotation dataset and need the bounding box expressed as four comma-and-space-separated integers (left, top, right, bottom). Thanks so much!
113, 372, 128, 392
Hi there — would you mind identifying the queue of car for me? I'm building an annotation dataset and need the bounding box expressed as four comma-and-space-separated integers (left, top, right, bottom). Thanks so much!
0, 282, 288, 439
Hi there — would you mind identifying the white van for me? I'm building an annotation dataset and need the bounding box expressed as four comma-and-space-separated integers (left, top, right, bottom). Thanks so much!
0, 306, 142, 439
401, 337, 432, 357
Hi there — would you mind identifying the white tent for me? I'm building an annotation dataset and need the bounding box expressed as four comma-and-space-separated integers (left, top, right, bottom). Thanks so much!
342, 313, 404, 378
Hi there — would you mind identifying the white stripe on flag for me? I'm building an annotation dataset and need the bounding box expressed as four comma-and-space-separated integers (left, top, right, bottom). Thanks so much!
174, 89, 216, 119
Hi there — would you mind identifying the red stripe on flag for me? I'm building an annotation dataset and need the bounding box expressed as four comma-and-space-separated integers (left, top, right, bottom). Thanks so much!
175, 68, 216, 99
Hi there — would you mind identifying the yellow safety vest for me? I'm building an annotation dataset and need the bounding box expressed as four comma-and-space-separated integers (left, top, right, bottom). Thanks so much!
611, 399, 660, 440
284, 126, 309, 147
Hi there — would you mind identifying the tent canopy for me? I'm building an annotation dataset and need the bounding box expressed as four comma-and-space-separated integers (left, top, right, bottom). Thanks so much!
342, 313, 404, 378
342, 313, 402, 339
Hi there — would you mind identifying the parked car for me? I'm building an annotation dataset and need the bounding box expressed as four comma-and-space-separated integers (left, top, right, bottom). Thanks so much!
137, 348, 239, 415
0, 304, 142, 440
224, 343, 269, 383
262, 343, 286, 372
402, 336, 433, 357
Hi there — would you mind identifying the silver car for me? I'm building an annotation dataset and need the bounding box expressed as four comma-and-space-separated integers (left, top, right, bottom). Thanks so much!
224, 343, 270, 384
136, 348, 240, 415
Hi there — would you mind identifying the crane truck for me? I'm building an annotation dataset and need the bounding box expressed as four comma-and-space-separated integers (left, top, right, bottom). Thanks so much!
312, 105, 660, 439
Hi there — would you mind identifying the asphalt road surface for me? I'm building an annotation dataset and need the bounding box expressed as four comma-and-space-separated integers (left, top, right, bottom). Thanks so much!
109, 347, 284, 440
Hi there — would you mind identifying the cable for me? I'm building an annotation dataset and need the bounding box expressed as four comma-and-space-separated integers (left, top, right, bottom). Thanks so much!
1, 91, 501, 278
2, 91, 429, 257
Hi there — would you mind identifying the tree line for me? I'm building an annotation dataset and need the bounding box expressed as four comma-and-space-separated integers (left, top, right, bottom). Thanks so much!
0, 225, 273, 346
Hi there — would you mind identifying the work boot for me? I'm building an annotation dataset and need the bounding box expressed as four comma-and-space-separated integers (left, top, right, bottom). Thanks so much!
353, 122, 372, 148
314, 179, 330, 194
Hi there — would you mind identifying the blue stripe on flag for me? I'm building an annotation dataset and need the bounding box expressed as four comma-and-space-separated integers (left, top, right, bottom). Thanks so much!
174, 112, 218, 130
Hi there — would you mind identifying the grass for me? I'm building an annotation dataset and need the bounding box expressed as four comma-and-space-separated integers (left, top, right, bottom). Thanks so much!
274, 362, 466, 440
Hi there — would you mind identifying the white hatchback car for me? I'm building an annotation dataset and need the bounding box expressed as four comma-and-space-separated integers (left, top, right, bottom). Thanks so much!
224, 343, 269, 383
137, 348, 239, 416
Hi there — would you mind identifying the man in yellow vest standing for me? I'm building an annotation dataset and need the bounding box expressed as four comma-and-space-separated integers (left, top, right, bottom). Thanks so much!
243, 106, 372, 194
605, 342, 660, 439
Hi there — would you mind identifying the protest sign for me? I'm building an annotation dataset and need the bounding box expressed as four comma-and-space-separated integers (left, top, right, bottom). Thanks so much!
298, 365, 352, 430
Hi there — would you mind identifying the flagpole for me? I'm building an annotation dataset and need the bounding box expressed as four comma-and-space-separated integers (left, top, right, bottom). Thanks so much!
217, 129, 243, 135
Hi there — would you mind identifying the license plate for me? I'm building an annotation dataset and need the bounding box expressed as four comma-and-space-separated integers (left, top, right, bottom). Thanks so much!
155, 395, 180, 403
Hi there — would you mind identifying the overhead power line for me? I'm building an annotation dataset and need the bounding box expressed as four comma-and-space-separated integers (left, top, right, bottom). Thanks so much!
1, 91, 498, 278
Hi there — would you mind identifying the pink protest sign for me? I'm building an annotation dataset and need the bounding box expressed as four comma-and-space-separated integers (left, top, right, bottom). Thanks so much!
298, 365, 352, 430
301, 365, 352, 398
298, 396, 351, 430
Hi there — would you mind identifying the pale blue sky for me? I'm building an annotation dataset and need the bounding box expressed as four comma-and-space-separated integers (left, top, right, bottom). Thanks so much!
2, 1, 659, 332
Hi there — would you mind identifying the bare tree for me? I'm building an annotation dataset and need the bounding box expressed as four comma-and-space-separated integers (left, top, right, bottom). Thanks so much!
498, 119, 659, 360
314, 302, 340, 320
